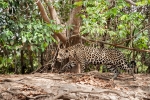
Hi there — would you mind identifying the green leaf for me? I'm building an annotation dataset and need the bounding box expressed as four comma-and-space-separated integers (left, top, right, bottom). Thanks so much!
10, 40, 14, 45
120, 15, 127, 20
22, 37, 26, 43
74, 1, 82, 6
19, 23, 24, 28
27, 24, 32, 29
30, 45, 34, 51
33, 25, 37, 30
136, 0, 149, 6
108, 31, 116, 36
43, 42, 48, 48
118, 24, 124, 29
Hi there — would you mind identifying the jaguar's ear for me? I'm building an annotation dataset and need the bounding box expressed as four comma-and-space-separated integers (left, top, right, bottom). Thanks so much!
65, 49, 68, 52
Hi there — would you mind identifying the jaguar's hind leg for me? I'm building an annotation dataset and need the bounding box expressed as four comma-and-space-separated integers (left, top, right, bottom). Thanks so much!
122, 63, 136, 81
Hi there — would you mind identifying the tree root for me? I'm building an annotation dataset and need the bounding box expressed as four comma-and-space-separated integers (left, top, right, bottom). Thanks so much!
53, 89, 129, 100
1, 90, 52, 100
53, 92, 77, 100
0, 79, 13, 82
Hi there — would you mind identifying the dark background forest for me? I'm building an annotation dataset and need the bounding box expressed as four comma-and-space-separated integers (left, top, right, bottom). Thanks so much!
0, 0, 150, 74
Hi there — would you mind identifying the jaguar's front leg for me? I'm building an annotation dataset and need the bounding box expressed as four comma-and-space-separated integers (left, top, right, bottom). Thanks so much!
80, 60, 86, 73
59, 61, 77, 74
127, 68, 136, 81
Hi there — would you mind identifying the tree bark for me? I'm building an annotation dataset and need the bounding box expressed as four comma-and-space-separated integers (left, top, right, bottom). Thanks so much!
67, 0, 82, 36
44, 0, 61, 24
21, 50, 25, 74
35, 0, 50, 23
66, 0, 82, 47
29, 50, 33, 73
146, 6, 150, 73
66, 0, 82, 73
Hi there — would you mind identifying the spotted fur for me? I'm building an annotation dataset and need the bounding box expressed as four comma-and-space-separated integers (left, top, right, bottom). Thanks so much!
57, 43, 136, 80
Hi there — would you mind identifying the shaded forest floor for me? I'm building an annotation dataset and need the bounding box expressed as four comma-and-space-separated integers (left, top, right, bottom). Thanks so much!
0, 71, 150, 100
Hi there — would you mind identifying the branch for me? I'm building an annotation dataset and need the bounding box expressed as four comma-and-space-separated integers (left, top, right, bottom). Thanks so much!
76, 24, 150, 53
124, 0, 136, 6
115, 24, 150, 45
108, 0, 116, 9
44, 0, 60, 24
82, 36, 150, 53
68, 34, 150, 53
35, 0, 50, 23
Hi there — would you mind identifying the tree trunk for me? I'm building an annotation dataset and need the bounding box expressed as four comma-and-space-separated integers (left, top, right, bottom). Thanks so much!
29, 50, 33, 73
35, 0, 83, 73
66, 0, 82, 73
21, 50, 25, 74
65, 0, 82, 48
147, 6, 150, 73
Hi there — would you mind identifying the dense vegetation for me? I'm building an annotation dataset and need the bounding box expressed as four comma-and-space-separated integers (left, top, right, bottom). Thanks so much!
0, 0, 150, 74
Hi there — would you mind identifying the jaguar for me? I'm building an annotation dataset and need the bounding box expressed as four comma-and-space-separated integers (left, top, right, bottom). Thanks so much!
57, 43, 136, 80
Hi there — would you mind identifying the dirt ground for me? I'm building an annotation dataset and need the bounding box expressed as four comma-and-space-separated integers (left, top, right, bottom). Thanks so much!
0, 71, 150, 100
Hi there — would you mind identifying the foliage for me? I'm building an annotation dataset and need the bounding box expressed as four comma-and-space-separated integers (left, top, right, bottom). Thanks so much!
54, 0, 74, 22
0, 0, 57, 73
80, 0, 150, 72
80, 0, 150, 73
81, 0, 148, 46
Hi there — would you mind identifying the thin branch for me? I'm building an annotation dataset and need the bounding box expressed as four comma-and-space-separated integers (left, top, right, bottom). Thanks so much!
20, 3, 29, 11
34, 0, 40, 4
81, 36, 150, 53
124, 0, 136, 6
71, 24, 150, 53
44, 0, 61, 24
69, 34, 150, 53
116, 24, 150, 45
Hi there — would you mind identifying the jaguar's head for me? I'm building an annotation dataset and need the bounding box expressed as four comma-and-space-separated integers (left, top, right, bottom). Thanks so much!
57, 49, 70, 62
